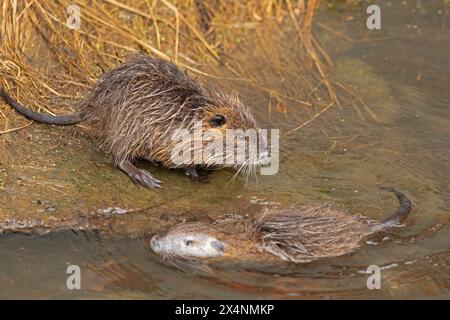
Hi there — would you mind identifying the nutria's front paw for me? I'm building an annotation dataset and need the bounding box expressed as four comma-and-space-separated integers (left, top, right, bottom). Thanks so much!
119, 160, 162, 189
185, 168, 209, 183
131, 169, 163, 189
189, 174, 209, 183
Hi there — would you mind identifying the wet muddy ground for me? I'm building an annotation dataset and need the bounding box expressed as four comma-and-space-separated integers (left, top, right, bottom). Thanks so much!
0, 1, 449, 299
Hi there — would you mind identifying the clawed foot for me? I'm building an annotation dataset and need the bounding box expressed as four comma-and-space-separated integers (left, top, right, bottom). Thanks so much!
185, 167, 209, 183
119, 161, 162, 189
130, 168, 162, 189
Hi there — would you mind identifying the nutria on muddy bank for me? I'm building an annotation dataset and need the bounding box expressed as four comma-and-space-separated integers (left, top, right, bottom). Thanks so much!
1, 54, 268, 189
150, 187, 412, 263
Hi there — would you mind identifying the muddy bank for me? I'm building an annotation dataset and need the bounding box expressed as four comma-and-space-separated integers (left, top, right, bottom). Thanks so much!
0, 122, 254, 234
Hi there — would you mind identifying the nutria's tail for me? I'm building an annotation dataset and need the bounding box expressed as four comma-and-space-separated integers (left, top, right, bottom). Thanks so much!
378, 187, 412, 228
0, 87, 83, 125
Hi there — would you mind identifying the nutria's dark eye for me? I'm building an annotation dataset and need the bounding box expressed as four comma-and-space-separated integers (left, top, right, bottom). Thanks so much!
185, 240, 195, 246
208, 114, 226, 127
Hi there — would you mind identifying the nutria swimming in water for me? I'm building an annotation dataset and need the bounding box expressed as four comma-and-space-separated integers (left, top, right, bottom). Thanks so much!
150, 187, 412, 263
1, 54, 267, 189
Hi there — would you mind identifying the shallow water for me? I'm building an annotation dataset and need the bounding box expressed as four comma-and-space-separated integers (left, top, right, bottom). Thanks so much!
0, 1, 449, 299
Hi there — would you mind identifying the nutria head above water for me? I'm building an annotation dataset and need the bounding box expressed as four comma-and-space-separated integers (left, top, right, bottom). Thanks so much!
1, 54, 269, 189
151, 187, 412, 263
151, 222, 229, 259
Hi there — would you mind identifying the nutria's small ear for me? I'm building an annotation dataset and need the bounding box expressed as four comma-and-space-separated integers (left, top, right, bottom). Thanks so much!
208, 114, 227, 127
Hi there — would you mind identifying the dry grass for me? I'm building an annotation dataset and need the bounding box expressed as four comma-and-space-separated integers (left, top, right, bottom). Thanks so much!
0, 0, 339, 134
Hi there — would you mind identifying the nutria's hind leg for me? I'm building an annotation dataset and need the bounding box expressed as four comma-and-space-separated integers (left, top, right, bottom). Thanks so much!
119, 160, 162, 189
185, 167, 209, 183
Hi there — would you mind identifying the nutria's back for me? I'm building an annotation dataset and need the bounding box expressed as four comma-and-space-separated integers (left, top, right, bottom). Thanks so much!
256, 206, 376, 262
